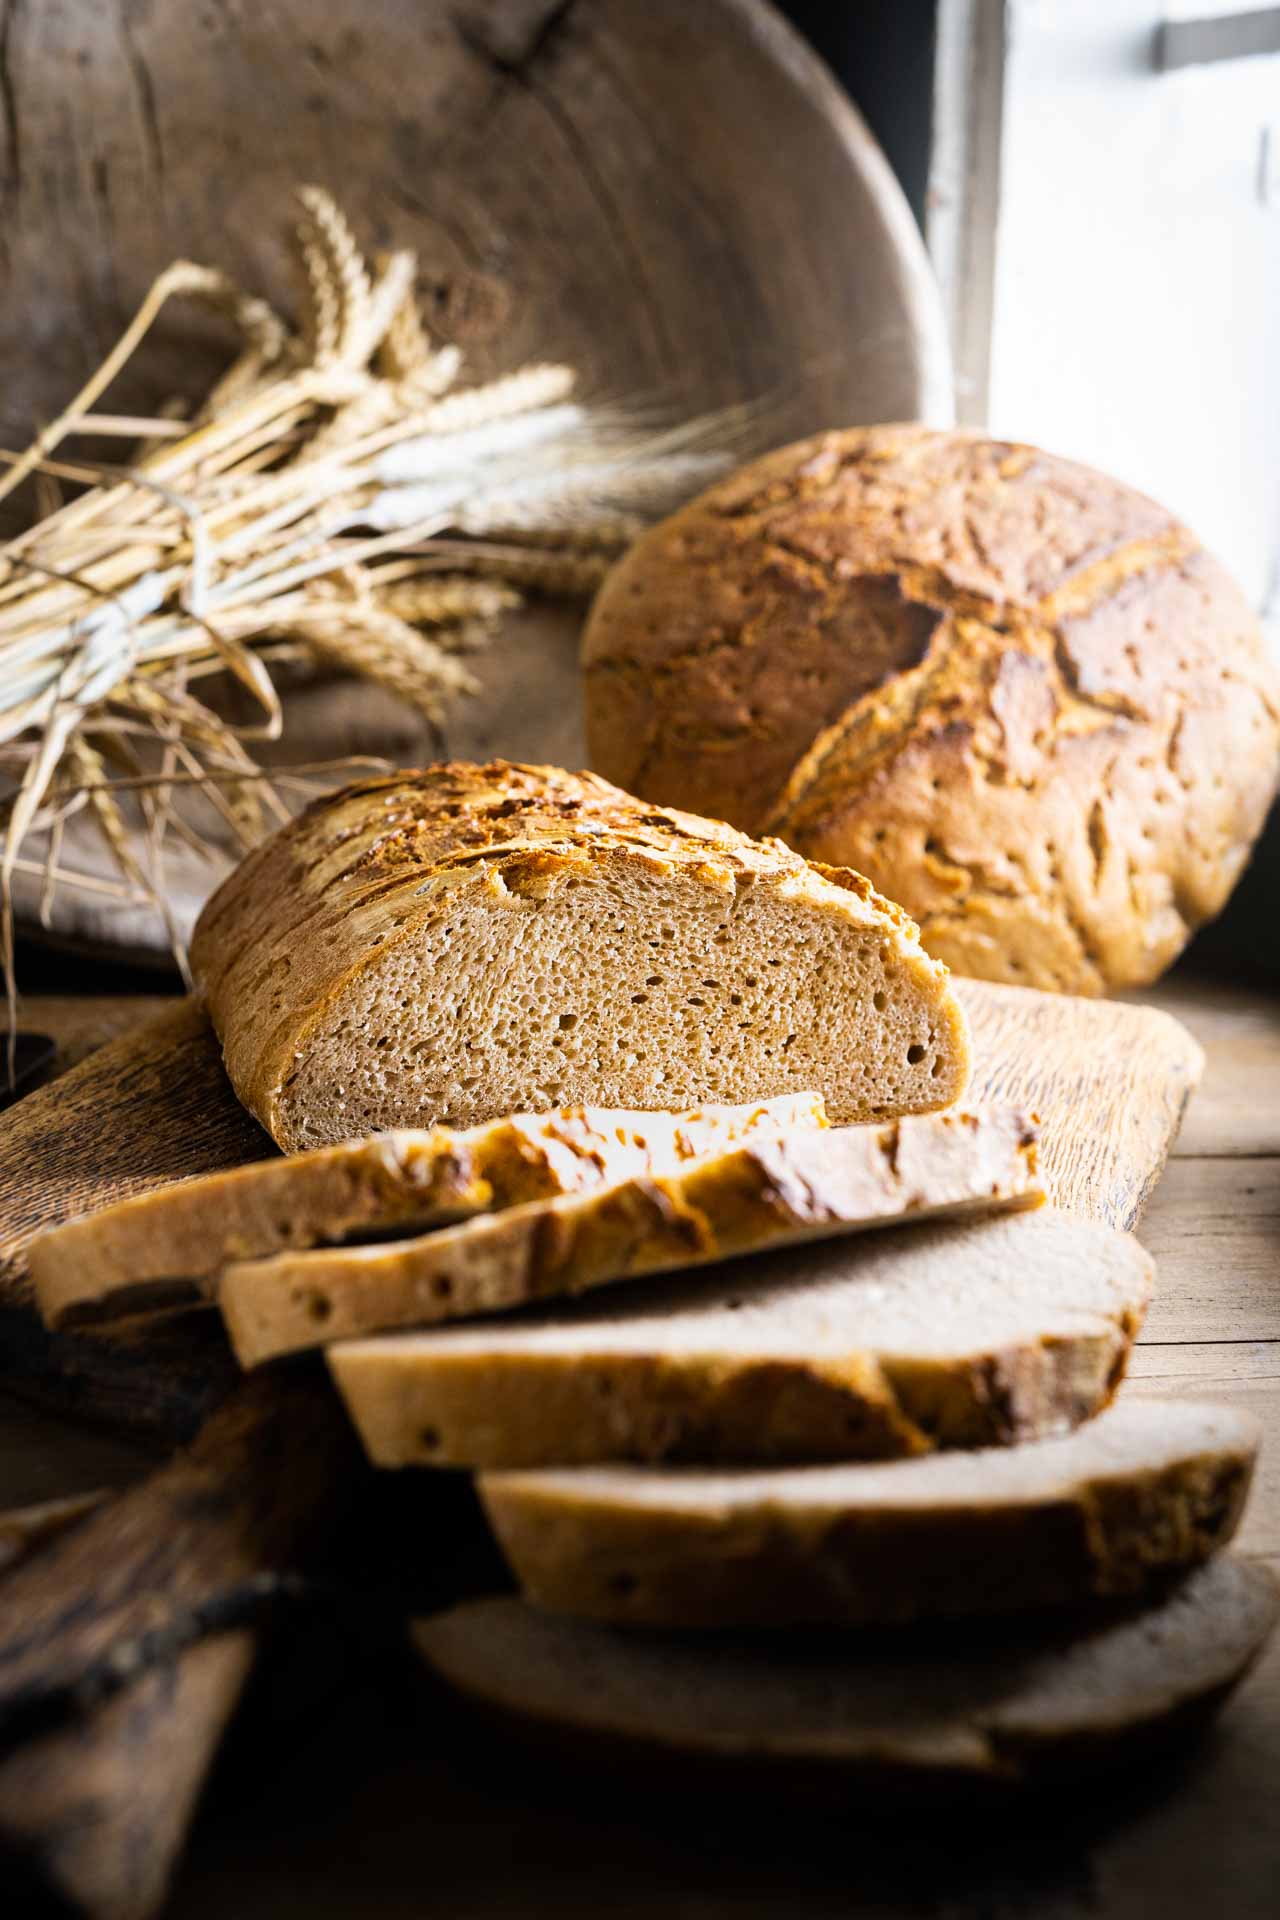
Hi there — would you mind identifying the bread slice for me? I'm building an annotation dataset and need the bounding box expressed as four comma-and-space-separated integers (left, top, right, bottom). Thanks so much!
330, 1207, 1147, 1470
30, 1094, 826, 1331
220, 1106, 1042, 1367
479, 1400, 1257, 1627
414, 1557, 1278, 1792
188, 761, 971, 1149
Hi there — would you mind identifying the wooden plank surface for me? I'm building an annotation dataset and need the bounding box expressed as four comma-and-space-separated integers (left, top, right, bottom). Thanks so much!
1144, 978, 1280, 1158
955, 980, 1202, 1226
1138, 1158, 1280, 1343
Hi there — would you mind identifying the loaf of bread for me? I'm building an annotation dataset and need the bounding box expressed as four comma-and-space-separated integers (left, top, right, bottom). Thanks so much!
330, 1208, 1149, 1469
479, 1400, 1257, 1627
219, 1106, 1042, 1367
30, 1093, 826, 1329
582, 428, 1280, 993
416, 1557, 1279, 1790
190, 760, 971, 1148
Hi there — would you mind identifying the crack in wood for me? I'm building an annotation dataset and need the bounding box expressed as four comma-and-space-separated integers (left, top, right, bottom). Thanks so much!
118, 0, 164, 187
453, 0, 579, 82
453, 0, 676, 375
0, 0, 21, 200
0, 1571, 310, 1754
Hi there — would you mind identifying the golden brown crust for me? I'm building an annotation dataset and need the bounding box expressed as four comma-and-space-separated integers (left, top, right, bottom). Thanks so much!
220, 1106, 1042, 1367
190, 759, 967, 1143
30, 1095, 827, 1330
366, 1341, 1130, 1471
329, 1209, 1145, 1474
582, 427, 1280, 993
479, 1402, 1258, 1629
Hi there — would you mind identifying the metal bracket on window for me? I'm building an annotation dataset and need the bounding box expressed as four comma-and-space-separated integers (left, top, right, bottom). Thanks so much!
1156, 8, 1280, 70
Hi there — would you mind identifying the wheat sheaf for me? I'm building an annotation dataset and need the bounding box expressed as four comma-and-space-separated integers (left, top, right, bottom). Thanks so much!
0, 187, 739, 1006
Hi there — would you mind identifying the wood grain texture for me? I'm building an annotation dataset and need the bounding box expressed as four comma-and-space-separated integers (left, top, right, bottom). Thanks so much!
0, 1392, 153, 1512
1127, 1344, 1280, 1562
955, 980, 1203, 1229
163, 1613, 1280, 1920
0, 1631, 257, 1920
0, 1370, 363, 1918
0, 1369, 359, 1743
0, 1482, 244, 1920
0, 1001, 263, 1436
0, 1490, 107, 1577
1137, 1158, 1280, 1345
1144, 979, 1280, 1159
17, 997, 183, 1078
0, 0, 947, 446
0, 1000, 269, 1315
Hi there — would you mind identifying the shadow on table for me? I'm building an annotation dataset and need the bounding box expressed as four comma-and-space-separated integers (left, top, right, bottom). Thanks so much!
162, 1597, 1272, 1920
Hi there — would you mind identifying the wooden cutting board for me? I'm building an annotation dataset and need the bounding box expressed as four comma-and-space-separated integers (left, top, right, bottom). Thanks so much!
0, 981, 1204, 1444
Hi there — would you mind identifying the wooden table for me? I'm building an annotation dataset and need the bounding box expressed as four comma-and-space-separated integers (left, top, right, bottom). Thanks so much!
2, 971, 1277, 1918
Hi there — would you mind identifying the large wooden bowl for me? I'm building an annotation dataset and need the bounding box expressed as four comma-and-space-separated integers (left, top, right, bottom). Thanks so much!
0, 0, 951, 962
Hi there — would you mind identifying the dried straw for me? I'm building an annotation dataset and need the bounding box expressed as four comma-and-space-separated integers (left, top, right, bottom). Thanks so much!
0, 186, 743, 1036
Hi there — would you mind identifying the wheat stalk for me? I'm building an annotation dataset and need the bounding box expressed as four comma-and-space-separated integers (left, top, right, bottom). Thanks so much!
378, 576, 522, 625
0, 185, 744, 1027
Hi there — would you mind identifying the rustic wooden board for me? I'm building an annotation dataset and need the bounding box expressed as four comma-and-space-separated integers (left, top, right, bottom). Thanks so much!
0, 1370, 363, 1919
953, 981, 1203, 1229
0, 1631, 257, 1920
163, 1628, 1280, 1920
14, 997, 184, 1080
0, 1003, 263, 1438
0, 1001, 268, 1318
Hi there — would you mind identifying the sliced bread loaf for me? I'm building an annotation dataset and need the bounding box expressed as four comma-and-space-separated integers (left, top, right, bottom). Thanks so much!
189, 761, 971, 1148
31, 1094, 826, 1330
415, 1557, 1279, 1790
479, 1400, 1257, 1627
220, 1107, 1042, 1367
330, 1208, 1148, 1469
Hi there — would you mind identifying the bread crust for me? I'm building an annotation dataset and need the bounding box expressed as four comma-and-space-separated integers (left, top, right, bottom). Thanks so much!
414, 1559, 1280, 1791
30, 1094, 827, 1330
582, 427, 1280, 992
328, 1203, 1154, 1481
478, 1401, 1256, 1628
221, 1106, 1041, 1367
190, 760, 970, 1144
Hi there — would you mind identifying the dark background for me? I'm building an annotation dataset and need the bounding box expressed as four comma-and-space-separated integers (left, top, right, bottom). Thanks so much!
782, 0, 938, 227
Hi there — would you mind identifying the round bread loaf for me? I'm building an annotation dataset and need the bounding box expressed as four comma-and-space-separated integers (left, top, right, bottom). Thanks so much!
581, 427, 1280, 992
